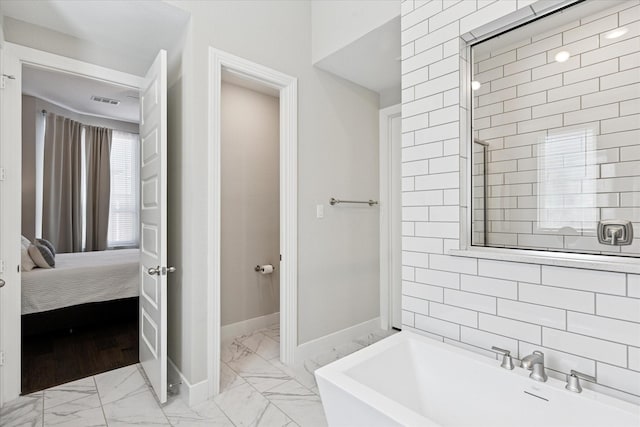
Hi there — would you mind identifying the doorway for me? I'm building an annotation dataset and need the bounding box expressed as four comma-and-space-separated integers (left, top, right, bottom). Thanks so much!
0, 43, 169, 405
208, 48, 298, 396
219, 71, 281, 382
380, 104, 402, 331
19, 65, 141, 393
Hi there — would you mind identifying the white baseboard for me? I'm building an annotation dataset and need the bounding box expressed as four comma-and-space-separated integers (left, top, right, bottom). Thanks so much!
167, 358, 208, 407
295, 317, 380, 366
221, 312, 279, 344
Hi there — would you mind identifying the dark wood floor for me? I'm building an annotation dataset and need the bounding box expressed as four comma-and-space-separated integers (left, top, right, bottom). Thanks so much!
22, 315, 138, 394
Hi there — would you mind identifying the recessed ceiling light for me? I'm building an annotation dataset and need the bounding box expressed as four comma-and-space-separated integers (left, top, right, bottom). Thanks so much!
605, 27, 628, 39
554, 51, 571, 63
471, 80, 482, 91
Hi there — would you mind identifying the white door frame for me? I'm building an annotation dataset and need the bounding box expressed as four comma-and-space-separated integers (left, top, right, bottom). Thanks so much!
0, 42, 143, 406
207, 48, 298, 396
379, 104, 401, 331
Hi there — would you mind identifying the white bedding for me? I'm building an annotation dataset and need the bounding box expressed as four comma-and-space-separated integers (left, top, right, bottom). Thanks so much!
22, 249, 140, 315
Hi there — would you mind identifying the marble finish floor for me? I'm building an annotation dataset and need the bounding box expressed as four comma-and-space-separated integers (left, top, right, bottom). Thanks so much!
1, 324, 395, 427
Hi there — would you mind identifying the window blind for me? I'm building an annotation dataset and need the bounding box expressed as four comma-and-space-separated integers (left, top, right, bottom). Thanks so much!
107, 130, 140, 248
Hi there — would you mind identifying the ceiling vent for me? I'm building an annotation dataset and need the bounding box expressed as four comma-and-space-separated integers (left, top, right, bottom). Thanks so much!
90, 95, 120, 106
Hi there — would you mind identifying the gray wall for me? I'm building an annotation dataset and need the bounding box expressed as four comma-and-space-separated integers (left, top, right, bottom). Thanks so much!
221, 82, 280, 326
20, 94, 138, 240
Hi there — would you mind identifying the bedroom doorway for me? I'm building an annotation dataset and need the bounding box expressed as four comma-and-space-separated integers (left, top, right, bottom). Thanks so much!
0, 44, 170, 405
19, 65, 142, 394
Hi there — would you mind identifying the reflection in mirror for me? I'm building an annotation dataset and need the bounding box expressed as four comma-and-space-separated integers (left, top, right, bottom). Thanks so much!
470, 0, 639, 258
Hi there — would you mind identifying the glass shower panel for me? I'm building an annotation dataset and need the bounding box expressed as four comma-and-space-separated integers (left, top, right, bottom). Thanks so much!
470, 0, 639, 257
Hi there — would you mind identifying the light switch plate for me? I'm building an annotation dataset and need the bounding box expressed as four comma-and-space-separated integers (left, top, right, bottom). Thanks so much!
316, 204, 324, 219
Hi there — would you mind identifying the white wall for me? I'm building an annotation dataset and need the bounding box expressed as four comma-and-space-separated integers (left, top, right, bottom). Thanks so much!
166, 0, 381, 384
220, 82, 280, 326
312, 0, 399, 64
401, 0, 640, 403
3, 17, 149, 76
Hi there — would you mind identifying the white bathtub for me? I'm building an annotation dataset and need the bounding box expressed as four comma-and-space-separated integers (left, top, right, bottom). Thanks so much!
315, 331, 640, 427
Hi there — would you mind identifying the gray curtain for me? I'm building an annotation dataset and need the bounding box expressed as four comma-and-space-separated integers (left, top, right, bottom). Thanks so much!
85, 126, 112, 251
42, 113, 83, 253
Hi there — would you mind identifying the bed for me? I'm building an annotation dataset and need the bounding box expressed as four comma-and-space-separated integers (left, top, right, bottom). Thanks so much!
22, 248, 140, 315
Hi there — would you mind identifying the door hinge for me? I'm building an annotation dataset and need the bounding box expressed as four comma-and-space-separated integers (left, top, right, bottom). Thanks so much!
0, 351, 5, 366
0, 167, 5, 181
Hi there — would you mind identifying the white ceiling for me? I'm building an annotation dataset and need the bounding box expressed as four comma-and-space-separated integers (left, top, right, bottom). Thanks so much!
314, 16, 401, 96
0, 0, 190, 74
23, 65, 140, 123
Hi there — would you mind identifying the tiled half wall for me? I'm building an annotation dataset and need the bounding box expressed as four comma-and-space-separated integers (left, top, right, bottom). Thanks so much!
400, 0, 640, 403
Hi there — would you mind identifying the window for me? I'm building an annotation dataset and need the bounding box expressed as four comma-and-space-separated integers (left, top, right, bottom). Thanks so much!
108, 131, 140, 248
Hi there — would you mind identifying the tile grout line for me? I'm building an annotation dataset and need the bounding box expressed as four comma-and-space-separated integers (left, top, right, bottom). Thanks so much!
93, 376, 109, 427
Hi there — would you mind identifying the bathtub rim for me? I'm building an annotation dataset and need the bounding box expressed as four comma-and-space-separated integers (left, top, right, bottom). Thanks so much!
315, 330, 640, 425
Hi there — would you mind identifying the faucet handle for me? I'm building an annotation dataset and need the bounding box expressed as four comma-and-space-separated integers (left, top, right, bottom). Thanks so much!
491, 346, 515, 370
565, 370, 596, 393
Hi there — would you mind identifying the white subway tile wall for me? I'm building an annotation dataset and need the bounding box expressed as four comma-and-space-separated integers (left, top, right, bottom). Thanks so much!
469, 1, 640, 256
401, 0, 640, 403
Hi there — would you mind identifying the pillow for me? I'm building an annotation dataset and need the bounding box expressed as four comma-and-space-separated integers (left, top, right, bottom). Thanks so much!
28, 243, 55, 269
21, 235, 36, 272
36, 238, 56, 257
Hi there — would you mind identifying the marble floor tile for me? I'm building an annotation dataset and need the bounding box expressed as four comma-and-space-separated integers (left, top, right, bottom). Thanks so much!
94, 364, 148, 406
267, 358, 317, 391
226, 353, 291, 392
2, 323, 398, 427
239, 333, 280, 361
222, 340, 254, 364
260, 323, 280, 343
221, 362, 247, 393
214, 383, 293, 427
353, 330, 396, 347
0, 393, 43, 427
263, 380, 327, 427
308, 342, 365, 369
162, 395, 234, 426
43, 394, 105, 427
43, 377, 97, 410
102, 389, 169, 426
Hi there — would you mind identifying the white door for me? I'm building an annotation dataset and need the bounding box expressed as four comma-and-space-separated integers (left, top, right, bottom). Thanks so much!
0, 45, 22, 407
0, 41, 6, 409
139, 49, 170, 403
390, 114, 402, 330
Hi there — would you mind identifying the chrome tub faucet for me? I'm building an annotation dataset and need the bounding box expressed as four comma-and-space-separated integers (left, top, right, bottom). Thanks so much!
521, 350, 548, 382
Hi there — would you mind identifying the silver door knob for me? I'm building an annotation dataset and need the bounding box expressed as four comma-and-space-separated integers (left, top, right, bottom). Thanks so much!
0, 279, 5, 288
166, 266, 176, 273
147, 266, 160, 275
